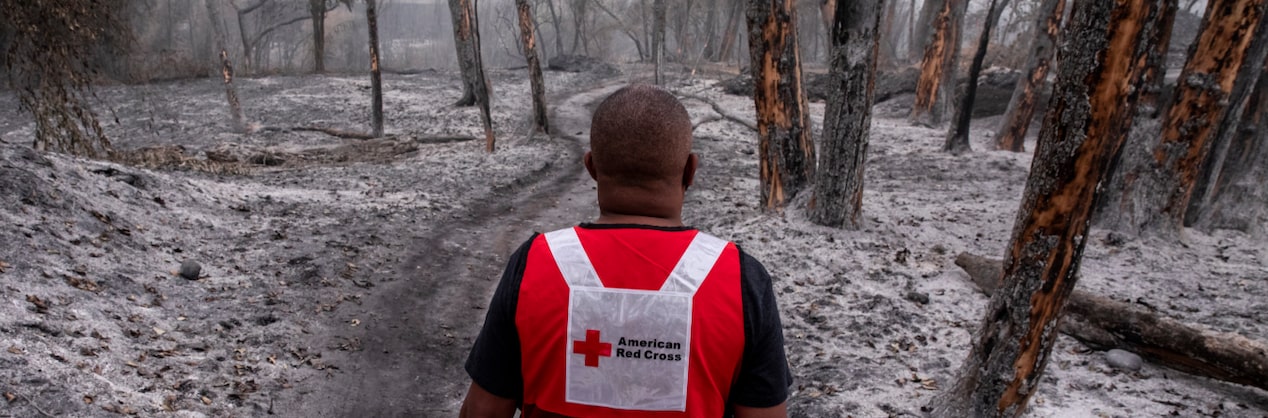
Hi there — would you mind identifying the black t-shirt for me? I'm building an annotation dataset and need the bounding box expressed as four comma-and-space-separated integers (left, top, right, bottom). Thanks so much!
464, 224, 793, 410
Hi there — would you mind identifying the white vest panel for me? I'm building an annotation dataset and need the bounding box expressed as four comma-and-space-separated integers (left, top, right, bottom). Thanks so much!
544, 227, 727, 412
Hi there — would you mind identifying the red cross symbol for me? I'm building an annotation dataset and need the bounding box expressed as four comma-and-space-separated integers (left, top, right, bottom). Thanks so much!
572, 329, 612, 367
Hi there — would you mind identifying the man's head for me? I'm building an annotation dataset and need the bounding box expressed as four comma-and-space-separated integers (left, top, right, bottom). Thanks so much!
585, 84, 696, 224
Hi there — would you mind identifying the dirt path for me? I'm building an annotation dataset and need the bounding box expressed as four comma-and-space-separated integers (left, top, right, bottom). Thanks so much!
287, 83, 626, 417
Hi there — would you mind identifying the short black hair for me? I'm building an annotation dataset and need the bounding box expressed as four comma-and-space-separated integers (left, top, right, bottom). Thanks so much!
589, 84, 693, 187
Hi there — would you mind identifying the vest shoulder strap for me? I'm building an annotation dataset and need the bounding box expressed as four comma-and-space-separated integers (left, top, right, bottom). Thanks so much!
660, 232, 727, 294
543, 227, 730, 294
543, 227, 602, 288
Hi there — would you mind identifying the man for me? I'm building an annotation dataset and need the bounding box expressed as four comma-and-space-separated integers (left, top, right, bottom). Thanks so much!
460, 84, 792, 417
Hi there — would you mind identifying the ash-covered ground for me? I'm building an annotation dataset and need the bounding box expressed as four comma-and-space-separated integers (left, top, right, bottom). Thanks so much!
0, 64, 1265, 417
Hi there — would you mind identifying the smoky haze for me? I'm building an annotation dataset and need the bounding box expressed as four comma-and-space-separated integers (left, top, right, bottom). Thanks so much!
13, 0, 1211, 84
102, 0, 665, 82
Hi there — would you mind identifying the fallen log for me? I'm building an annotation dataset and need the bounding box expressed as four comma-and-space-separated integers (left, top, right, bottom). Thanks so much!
954, 252, 1268, 392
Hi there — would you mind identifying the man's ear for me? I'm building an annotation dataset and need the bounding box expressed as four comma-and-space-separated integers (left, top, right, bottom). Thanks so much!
584, 151, 598, 181
683, 153, 698, 189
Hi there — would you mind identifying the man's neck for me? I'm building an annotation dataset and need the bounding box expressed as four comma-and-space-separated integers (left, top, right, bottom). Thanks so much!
593, 212, 684, 227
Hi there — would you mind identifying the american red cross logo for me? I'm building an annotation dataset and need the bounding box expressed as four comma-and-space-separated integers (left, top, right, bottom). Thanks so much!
572, 329, 612, 367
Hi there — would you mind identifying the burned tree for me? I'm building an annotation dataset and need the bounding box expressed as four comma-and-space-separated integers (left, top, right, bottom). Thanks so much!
310, 0, 328, 72
653, 0, 667, 84
1200, 60, 1268, 235
808, 0, 886, 228
516, 0, 549, 133
908, 0, 967, 126
366, 0, 384, 137
746, 0, 817, 209
570, 0, 590, 54
1136, 0, 1179, 118
545, 0, 565, 57
1185, 19, 1268, 228
819, 0, 836, 49
943, 0, 1010, 154
909, 0, 939, 62
928, 0, 1158, 415
449, 0, 492, 109
592, 0, 648, 60
448, 0, 496, 151
994, 0, 1065, 152
1, 0, 128, 156
701, 0, 722, 60
207, 0, 247, 133
714, 0, 746, 62
236, 0, 341, 74
1105, 0, 1268, 236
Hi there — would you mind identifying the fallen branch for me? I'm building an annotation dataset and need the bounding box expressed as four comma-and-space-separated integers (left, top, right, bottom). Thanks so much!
692, 114, 724, 129
11, 391, 56, 417
292, 126, 377, 140
257, 126, 475, 145
678, 93, 758, 131
413, 136, 476, 146
954, 252, 1268, 392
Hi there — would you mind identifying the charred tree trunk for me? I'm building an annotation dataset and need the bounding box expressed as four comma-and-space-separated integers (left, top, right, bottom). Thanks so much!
571, 0, 589, 54
909, 0, 939, 63
674, 0, 696, 60
808, 0, 885, 228
367, 0, 384, 138
928, 0, 1157, 415
1137, 0, 1178, 118
516, 0, 550, 134
820, 0, 836, 55
235, 5, 254, 73
1107, 0, 1268, 237
449, 0, 496, 149
907, 0, 916, 61
716, 0, 745, 62
908, 0, 966, 127
450, 0, 489, 108
653, 0, 667, 84
1202, 67, 1268, 236
994, 0, 1065, 152
943, 0, 1009, 154
207, 0, 246, 133
1185, 26, 1268, 228
6, 0, 122, 156
310, 0, 327, 73
878, 0, 899, 67
546, 0, 565, 56
702, 0, 721, 59
746, 0, 816, 209
956, 253, 1268, 394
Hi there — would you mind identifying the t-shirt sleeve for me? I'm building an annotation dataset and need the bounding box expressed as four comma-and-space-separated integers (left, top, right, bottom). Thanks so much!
729, 247, 794, 408
464, 234, 536, 400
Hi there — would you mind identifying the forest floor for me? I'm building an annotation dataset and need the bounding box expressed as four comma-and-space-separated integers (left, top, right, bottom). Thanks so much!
0, 63, 1265, 418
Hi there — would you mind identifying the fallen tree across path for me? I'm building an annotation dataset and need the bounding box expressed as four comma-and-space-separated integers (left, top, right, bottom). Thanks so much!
954, 252, 1268, 393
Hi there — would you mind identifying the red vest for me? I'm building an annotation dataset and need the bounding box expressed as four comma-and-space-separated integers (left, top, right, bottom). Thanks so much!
516, 226, 745, 417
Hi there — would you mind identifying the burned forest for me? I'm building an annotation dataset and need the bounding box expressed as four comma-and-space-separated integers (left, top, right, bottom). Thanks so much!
0, 0, 1265, 416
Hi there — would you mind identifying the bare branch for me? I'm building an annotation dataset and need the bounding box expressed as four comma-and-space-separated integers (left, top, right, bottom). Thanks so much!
234, 0, 270, 15
249, 14, 314, 50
